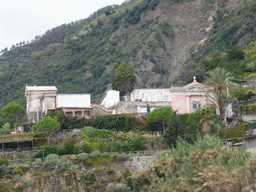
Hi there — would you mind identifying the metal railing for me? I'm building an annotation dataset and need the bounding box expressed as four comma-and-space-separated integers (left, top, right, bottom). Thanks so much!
249, 122, 256, 130
233, 98, 256, 106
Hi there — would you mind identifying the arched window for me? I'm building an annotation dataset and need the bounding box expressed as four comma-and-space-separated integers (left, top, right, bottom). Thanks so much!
192, 100, 201, 112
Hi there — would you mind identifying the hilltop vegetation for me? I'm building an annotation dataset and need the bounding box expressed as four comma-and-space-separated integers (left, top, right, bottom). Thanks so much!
1, 0, 256, 113
178, 0, 256, 84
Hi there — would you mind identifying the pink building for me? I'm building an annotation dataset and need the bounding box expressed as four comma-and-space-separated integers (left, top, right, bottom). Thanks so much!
170, 77, 214, 114
129, 77, 216, 114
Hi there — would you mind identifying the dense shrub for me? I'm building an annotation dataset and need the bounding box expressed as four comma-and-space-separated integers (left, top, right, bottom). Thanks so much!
0, 158, 9, 167
106, 183, 115, 191
58, 113, 137, 131
115, 184, 131, 192
218, 124, 247, 139
64, 142, 79, 154
106, 183, 131, 192
81, 142, 92, 153
108, 136, 147, 152
45, 154, 59, 162
86, 127, 95, 137
91, 115, 135, 131
90, 150, 100, 158
33, 146, 65, 158
72, 129, 82, 135
76, 153, 88, 161
137, 135, 256, 191
95, 129, 113, 138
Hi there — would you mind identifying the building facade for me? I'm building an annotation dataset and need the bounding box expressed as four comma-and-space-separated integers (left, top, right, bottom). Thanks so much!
128, 77, 214, 114
25, 85, 57, 122
25, 85, 92, 122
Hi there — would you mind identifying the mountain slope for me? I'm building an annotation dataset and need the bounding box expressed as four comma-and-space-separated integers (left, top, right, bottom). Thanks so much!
0, 0, 256, 112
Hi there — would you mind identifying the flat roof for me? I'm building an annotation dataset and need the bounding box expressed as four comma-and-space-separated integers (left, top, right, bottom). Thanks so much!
26, 85, 57, 91
56, 94, 91, 108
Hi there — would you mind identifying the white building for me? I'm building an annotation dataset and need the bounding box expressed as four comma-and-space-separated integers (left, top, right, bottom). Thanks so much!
130, 89, 171, 102
56, 94, 92, 117
25, 85, 57, 122
25, 85, 92, 122
99, 90, 120, 108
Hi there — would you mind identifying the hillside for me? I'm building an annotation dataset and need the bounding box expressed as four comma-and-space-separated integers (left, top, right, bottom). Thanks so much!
1, 0, 256, 111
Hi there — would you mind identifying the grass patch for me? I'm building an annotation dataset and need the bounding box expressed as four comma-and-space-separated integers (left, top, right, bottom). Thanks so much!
0, 133, 44, 140
84, 154, 112, 166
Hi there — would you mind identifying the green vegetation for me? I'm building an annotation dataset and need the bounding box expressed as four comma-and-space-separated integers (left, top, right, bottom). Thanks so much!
82, 127, 147, 153
134, 135, 256, 191
178, 0, 256, 85
31, 116, 61, 145
57, 113, 136, 131
218, 124, 247, 139
147, 107, 174, 134
204, 67, 235, 120
112, 60, 136, 96
1, 102, 25, 128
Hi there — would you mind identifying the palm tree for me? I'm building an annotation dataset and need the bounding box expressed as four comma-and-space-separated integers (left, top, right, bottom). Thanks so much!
196, 105, 216, 134
204, 68, 235, 121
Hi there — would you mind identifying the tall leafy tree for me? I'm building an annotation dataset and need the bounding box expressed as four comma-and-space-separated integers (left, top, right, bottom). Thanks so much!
164, 112, 184, 147
113, 61, 136, 96
147, 107, 174, 134
2, 102, 25, 127
112, 60, 122, 90
204, 67, 235, 120
32, 116, 60, 146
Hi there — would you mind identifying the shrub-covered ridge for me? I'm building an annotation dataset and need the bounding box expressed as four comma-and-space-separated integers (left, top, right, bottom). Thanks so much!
134, 135, 256, 191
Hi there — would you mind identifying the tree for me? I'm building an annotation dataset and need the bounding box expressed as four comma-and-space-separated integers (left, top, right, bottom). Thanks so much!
204, 67, 235, 120
147, 107, 174, 134
2, 102, 25, 128
112, 61, 136, 96
32, 116, 60, 145
112, 60, 122, 90
164, 111, 184, 147
195, 105, 216, 134
230, 86, 247, 101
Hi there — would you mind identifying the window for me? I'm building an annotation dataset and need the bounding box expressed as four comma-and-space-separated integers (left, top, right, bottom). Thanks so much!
75, 111, 82, 117
84, 111, 89, 116
192, 100, 201, 112
66, 112, 73, 117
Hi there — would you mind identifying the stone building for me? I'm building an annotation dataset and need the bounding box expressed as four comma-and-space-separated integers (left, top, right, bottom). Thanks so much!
127, 77, 214, 114
25, 85, 92, 122
25, 77, 231, 122
25, 85, 57, 122
56, 94, 92, 118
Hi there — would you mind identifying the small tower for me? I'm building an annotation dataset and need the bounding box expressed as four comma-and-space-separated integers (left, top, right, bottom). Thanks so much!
25, 86, 57, 122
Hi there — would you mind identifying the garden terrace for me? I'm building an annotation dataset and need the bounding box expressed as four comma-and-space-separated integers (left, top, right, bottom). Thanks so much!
0, 138, 34, 150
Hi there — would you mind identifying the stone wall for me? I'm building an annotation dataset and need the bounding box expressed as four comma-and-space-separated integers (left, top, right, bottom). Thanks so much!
124, 156, 157, 173
113, 101, 172, 114
242, 114, 256, 122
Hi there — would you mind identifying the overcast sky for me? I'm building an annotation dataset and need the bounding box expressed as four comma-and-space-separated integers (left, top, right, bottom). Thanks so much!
0, 0, 125, 51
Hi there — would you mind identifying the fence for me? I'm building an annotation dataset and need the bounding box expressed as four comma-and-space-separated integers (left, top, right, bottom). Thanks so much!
249, 122, 256, 130
233, 98, 256, 106
0, 149, 163, 163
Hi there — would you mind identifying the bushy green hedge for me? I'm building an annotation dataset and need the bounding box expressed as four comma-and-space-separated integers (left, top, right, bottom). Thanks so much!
91, 115, 135, 131
58, 113, 136, 131
83, 127, 113, 138
218, 124, 247, 139
82, 128, 147, 153
33, 142, 79, 158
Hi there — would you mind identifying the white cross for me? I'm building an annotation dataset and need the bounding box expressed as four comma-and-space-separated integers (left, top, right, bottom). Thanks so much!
193, 76, 196, 82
